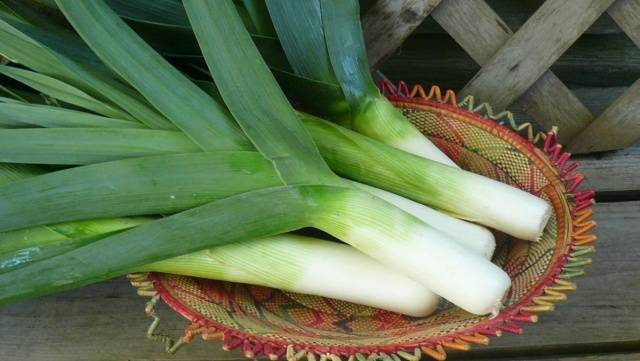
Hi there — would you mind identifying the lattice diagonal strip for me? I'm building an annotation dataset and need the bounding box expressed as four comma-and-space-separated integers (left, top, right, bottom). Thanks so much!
363, 0, 640, 153
568, 0, 640, 153
430, 0, 597, 144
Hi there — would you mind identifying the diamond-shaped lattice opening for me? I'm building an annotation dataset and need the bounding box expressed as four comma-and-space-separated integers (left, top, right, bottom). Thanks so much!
380, 23, 479, 91
554, 15, 640, 118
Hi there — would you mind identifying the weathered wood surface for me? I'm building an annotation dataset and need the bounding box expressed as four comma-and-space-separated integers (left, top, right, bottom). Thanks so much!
457, 0, 614, 113
362, 0, 442, 68
568, 79, 640, 153
430, 0, 593, 145
0, 200, 637, 361
377, 0, 640, 152
482, 354, 640, 361
566, 0, 640, 153
454, 202, 640, 358
608, 0, 640, 48
416, 0, 624, 35
577, 143, 640, 194
380, 34, 640, 91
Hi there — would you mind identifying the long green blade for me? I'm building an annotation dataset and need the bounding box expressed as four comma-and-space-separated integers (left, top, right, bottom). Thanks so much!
0, 0, 66, 31
189, 66, 346, 119
105, 0, 188, 26
10, 0, 341, 120
0, 102, 144, 129
3, 0, 339, 122
0, 128, 201, 164
320, 0, 379, 108
266, 0, 335, 83
278, 72, 349, 120
0, 65, 132, 119
0, 185, 313, 304
0, 16, 67, 80
0, 14, 104, 69
0, 152, 281, 231
184, 0, 336, 185
241, 0, 276, 36
0, 216, 150, 273
0, 232, 107, 274
56, 0, 249, 151
0, 162, 151, 274
318, 0, 456, 165
0, 163, 45, 185
0, 16, 175, 129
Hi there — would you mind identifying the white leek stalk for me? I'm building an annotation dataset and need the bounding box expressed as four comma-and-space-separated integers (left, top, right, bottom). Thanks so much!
312, 187, 511, 315
141, 234, 439, 317
352, 181, 495, 259
355, 97, 459, 168
304, 115, 552, 241
451, 173, 552, 241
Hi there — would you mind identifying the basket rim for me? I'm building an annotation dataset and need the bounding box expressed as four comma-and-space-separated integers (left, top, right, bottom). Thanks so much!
133, 82, 597, 361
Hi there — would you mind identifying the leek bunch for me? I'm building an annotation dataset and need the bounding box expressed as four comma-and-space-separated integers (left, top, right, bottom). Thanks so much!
0, 0, 550, 316
265, 0, 457, 166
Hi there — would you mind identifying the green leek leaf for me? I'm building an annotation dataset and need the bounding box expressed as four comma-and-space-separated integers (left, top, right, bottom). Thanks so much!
0, 128, 201, 164
184, 0, 337, 185
241, 0, 276, 36
0, 102, 144, 129
0, 184, 315, 304
320, 0, 379, 108
0, 16, 175, 129
0, 163, 45, 185
0, 152, 281, 232
56, 0, 249, 151
266, 0, 335, 83
105, 0, 188, 26
0, 65, 132, 119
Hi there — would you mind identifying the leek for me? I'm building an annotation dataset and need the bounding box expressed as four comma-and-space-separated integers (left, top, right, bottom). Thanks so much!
353, 181, 496, 259
0, 217, 438, 315
0, 164, 437, 316
266, 0, 457, 166
0, 115, 550, 242
0, 184, 508, 315
142, 234, 439, 317
0, 0, 513, 316
0, 0, 554, 317
303, 114, 552, 241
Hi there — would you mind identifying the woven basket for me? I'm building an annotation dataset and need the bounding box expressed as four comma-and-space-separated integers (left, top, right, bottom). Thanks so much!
129, 82, 597, 360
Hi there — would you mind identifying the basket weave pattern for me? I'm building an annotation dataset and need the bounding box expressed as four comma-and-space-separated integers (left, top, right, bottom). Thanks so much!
129, 82, 596, 361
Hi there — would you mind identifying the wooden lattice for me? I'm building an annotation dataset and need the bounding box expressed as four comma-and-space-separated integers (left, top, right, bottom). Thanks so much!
363, 0, 640, 154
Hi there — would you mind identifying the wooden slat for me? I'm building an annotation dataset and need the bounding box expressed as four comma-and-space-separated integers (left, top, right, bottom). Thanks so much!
476, 354, 640, 361
380, 33, 640, 91
509, 87, 625, 129
577, 143, 640, 193
572, 87, 627, 117
431, 0, 511, 62
459, 0, 614, 108
0, 201, 638, 361
0, 278, 246, 361
455, 0, 612, 131
455, 201, 640, 357
362, 0, 442, 68
567, 79, 640, 153
608, 0, 640, 48
515, 76, 594, 142
566, 0, 640, 153
430, 0, 594, 144
416, 0, 624, 35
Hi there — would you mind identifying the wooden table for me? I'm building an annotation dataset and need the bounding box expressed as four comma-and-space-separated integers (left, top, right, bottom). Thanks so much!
1, 145, 639, 361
